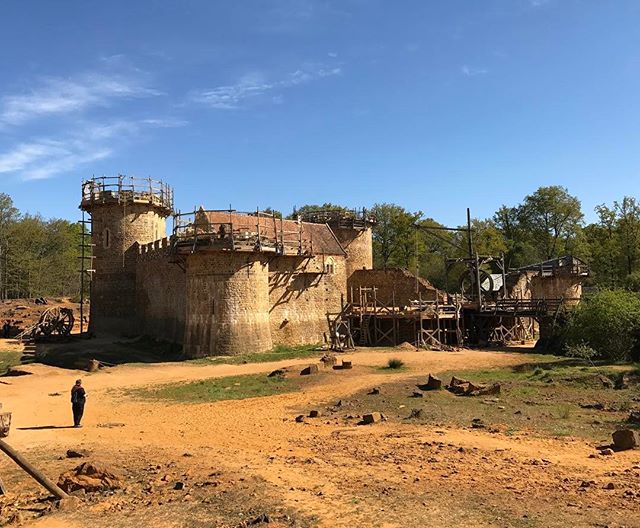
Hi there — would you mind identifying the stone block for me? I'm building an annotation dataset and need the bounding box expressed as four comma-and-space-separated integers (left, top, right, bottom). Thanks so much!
300, 365, 319, 376
361, 412, 382, 425
612, 429, 639, 451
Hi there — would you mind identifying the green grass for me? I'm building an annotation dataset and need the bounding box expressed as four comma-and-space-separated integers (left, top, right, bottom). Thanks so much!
375, 364, 409, 373
339, 358, 640, 441
129, 372, 304, 403
0, 351, 23, 374
386, 358, 405, 369
188, 344, 322, 366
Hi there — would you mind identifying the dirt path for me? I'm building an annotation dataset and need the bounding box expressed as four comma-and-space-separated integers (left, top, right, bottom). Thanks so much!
1, 347, 639, 527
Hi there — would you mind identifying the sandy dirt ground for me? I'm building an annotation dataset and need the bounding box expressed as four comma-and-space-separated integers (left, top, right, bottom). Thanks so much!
1, 345, 639, 527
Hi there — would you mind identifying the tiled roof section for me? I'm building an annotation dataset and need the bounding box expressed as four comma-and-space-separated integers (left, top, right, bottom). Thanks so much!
203, 211, 346, 256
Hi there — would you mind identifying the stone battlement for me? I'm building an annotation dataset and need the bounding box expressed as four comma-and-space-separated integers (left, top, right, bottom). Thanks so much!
137, 237, 172, 260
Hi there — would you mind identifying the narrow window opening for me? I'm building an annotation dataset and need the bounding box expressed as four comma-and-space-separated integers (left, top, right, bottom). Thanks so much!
103, 228, 111, 249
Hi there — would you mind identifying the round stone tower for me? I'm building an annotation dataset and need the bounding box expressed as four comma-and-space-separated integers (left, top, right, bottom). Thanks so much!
301, 209, 376, 280
183, 251, 272, 357
80, 175, 173, 335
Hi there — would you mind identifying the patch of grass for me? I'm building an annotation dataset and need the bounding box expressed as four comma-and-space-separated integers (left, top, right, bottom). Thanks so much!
387, 358, 404, 369
130, 372, 304, 403
0, 351, 23, 374
189, 344, 321, 366
333, 358, 640, 442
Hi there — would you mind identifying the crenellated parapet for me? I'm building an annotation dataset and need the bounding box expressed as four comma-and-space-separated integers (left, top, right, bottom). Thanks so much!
137, 237, 173, 260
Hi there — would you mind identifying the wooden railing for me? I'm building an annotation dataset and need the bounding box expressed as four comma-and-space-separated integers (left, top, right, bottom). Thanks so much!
172, 209, 311, 255
81, 175, 173, 212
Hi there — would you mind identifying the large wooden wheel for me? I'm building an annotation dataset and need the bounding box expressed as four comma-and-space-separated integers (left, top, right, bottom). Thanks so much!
32, 307, 74, 338
459, 269, 494, 298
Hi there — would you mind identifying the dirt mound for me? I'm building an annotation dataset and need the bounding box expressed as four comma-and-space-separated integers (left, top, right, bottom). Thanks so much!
395, 341, 416, 351
0, 298, 83, 336
58, 461, 123, 493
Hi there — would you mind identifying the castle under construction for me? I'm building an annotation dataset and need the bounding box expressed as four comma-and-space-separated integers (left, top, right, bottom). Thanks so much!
80, 176, 588, 357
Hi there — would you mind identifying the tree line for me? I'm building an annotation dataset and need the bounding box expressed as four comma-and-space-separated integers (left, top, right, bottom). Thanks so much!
291, 185, 640, 291
1, 184, 639, 300
0, 193, 82, 300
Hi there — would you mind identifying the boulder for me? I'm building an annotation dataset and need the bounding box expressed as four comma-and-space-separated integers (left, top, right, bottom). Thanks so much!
308, 410, 321, 418
361, 412, 382, 425
300, 365, 319, 376
268, 369, 286, 378
58, 461, 123, 493
612, 429, 639, 451
320, 354, 337, 368
66, 449, 89, 459
341, 360, 353, 370
368, 387, 381, 395
446, 376, 500, 397
425, 374, 442, 391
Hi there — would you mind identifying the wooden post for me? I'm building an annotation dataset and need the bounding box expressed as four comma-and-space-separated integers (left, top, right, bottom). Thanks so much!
0, 439, 68, 500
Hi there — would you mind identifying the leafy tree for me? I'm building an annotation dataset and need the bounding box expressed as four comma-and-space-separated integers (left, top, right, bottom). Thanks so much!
517, 186, 584, 261
0, 193, 20, 299
613, 197, 640, 276
371, 203, 421, 269
585, 197, 640, 287
287, 203, 349, 220
0, 194, 82, 299
261, 207, 282, 219
566, 290, 640, 362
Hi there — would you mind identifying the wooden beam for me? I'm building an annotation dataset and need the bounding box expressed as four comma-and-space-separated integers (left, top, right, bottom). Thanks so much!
0, 439, 68, 500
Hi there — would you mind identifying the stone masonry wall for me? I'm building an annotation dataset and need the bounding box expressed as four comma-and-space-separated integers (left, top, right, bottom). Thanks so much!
531, 274, 582, 305
89, 203, 168, 335
348, 268, 442, 306
268, 254, 347, 346
331, 226, 373, 280
135, 238, 186, 343
183, 251, 272, 357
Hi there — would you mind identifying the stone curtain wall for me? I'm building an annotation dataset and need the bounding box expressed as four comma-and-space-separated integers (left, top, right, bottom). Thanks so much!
348, 268, 441, 306
135, 239, 186, 343
89, 203, 167, 335
331, 227, 373, 279
183, 252, 272, 357
268, 254, 347, 346
530, 275, 582, 305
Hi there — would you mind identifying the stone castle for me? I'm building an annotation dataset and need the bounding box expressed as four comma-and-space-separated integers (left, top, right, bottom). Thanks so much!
80, 176, 375, 357
81, 175, 588, 356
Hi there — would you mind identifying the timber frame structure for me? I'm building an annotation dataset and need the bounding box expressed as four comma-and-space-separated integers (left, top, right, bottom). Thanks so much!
326, 206, 589, 350
328, 287, 463, 350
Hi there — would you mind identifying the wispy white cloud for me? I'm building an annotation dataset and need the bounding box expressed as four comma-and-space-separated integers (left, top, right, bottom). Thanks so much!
192, 65, 342, 109
0, 119, 185, 181
529, 0, 551, 7
0, 73, 162, 126
461, 65, 488, 77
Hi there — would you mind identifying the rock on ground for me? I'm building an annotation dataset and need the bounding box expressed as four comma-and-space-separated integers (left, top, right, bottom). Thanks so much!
612, 429, 639, 451
58, 461, 123, 493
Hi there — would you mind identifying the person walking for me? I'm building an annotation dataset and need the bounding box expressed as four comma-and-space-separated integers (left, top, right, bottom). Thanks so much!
70, 379, 87, 428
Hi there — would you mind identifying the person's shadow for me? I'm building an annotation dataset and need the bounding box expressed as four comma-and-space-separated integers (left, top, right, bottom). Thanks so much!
17, 425, 76, 430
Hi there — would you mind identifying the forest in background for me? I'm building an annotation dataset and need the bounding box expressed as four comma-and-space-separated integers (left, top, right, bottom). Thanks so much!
0, 193, 82, 299
1, 185, 640, 300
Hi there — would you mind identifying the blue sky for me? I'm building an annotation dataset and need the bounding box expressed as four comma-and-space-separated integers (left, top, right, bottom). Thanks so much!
1, 0, 639, 228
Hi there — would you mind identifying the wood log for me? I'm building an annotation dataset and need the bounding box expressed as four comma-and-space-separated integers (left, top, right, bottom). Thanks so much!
0, 439, 68, 500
